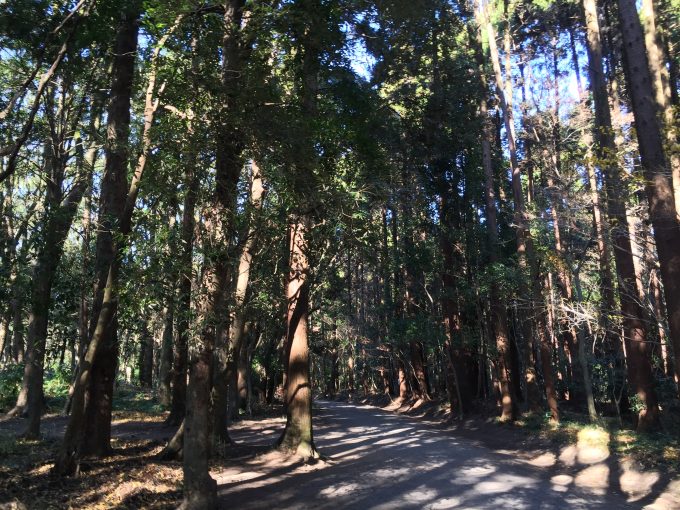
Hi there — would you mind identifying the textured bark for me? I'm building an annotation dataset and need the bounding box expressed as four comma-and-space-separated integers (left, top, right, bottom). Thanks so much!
479, 1, 541, 411
53, 5, 142, 475
583, 0, 659, 430
81, 4, 144, 456
409, 340, 431, 400
222, 162, 265, 428
278, 217, 315, 457
181, 3, 245, 506
181, 351, 216, 510
277, 0, 323, 458
208, 0, 251, 443
618, 0, 680, 408
471, 12, 517, 421
397, 356, 409, 400
641, 0, 680, 218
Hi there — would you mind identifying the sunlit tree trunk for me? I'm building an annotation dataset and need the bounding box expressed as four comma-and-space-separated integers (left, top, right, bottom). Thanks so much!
583, 0, 660, 430
223, 162, 265, 427
53, 3, 165, 474
478, 1, 542, 411
471, 7, 519, 420
641, 0, 680, 217
617, 0, 680, 405
278, 216, 316, 457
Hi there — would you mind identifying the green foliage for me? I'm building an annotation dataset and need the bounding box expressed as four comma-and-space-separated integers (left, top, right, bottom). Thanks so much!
0, 365, 23, 412
113, 385, 165, 414
43, 366, 72, 402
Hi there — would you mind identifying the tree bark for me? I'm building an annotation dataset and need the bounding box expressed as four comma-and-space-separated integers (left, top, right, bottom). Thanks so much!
181, 2, 245, 506
618, 0, 680, 406
478, 1, 542, 411
52, 4, 143, 475
583, 0, 660, 430
470, 11, 518, 421
278, 216, 316, 457
22, 166, 89, 438
641, 0, 680, 218
223, 162, 265, 427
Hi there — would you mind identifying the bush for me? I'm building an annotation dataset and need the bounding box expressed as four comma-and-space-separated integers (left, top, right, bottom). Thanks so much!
0, 365, 23, 412
43, 366, 72, 402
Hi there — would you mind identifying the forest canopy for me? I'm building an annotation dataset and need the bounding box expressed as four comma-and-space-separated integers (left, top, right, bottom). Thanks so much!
0, 0, 679, 508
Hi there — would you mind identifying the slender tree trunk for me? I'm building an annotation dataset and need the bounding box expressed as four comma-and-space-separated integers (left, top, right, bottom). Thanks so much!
478, 1, 541, 410
167, 118, 198, 426
157, 206, 178, 407
158, 293, 175, 406
470, 13, 518, 421
22, 175, 89, 437
11, 278, 24, 364
641, 0, 680, 217
222, 162, 265, 429
139, 324, 154, 388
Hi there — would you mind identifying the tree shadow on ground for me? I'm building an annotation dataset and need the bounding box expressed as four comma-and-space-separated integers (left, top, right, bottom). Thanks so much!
216, 400, 679, 509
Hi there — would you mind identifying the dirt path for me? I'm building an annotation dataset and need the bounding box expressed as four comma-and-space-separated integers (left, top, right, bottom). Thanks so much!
218, 400, 678, 509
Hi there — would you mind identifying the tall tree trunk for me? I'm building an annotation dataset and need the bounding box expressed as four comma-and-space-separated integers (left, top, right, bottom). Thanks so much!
158, 210, 178, 407
158, 293, 175, 406
22, 172, 89, 438
181, 2, 245, 507
53, 4, 146, 475
139, 324, 154, 388
167, 108, 198, 426
277, 0, 323, 457
222, 162, 265, 429
641, 0, 680, 217
617, 0, 680, 405
545, 44, 586, 421
478, 1, 542, 411
277, 216, 316, 457
471, 9, 519, 421
583, 0, 660, 430
80, 5, 143, 456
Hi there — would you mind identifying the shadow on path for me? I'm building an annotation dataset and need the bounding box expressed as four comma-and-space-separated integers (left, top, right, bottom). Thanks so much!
216, 400, 678, 509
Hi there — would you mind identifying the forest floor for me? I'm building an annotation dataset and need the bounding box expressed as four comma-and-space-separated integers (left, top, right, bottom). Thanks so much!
0, 392, 679, 509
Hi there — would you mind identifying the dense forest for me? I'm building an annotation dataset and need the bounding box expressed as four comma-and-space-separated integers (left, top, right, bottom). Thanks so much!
1, 0, 679, 508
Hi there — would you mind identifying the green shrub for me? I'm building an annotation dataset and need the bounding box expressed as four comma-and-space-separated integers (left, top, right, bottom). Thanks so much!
43, 366, 72, 399
0, 365, 23, 412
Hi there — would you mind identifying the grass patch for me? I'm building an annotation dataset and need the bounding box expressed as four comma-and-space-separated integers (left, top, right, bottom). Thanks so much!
513, 410, 680, 474
113, 385, 165, 415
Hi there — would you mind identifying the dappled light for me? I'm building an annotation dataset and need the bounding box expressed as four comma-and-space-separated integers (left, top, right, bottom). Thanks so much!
1, 0, 680, 506
216, 401, 679, 509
